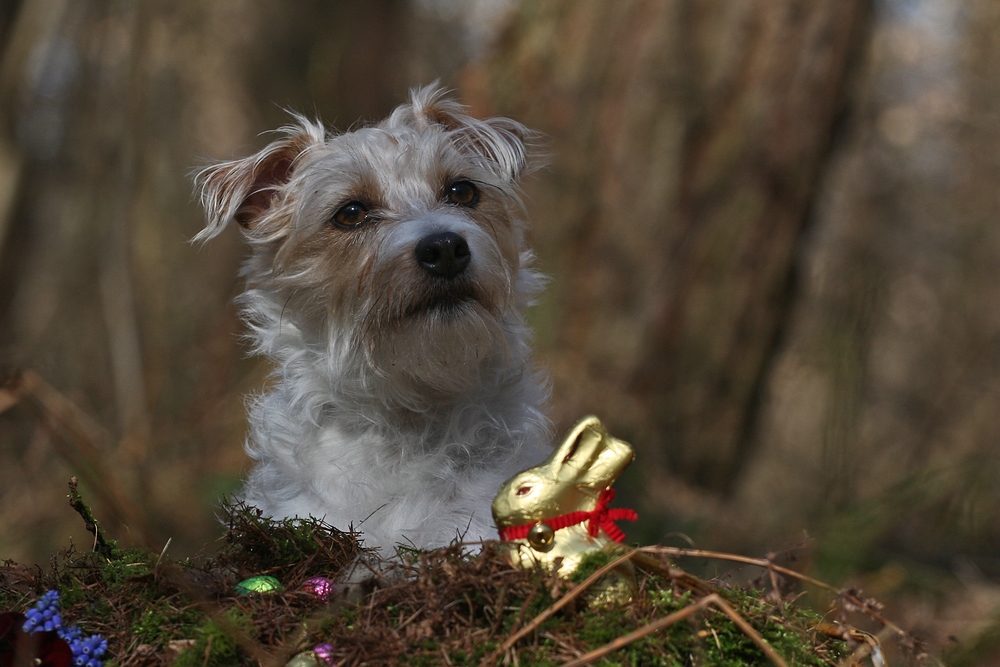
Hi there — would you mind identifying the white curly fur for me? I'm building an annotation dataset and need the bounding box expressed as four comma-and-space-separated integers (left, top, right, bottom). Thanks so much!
195, 85, 551, 552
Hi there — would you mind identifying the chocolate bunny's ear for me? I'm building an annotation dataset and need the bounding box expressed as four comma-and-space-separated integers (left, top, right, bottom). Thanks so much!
555, 416, 635, 488
555, 416, 605, 465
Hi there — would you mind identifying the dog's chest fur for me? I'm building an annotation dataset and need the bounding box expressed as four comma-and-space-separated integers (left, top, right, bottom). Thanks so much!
238, 340, 550, 551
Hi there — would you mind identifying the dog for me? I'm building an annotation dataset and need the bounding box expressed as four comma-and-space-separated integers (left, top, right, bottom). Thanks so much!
194, 85, 551, 552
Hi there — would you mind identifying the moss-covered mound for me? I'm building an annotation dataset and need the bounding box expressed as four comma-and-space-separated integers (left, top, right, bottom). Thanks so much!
0, 501, 917, 667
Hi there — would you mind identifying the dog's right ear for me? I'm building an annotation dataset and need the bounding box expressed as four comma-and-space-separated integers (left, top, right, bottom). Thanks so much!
193, 118, 325, 243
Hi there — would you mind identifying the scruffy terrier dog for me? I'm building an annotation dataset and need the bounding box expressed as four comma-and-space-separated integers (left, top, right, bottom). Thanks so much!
195, 86, 551, 551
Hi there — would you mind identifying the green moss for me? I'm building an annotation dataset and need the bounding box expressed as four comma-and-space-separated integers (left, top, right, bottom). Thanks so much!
512, 654, 561, 667
399, 640, 444, 667
174, 609, 251, 667
567, 548, 618, 584
98, 548, 154, 588
132, 608, 172, 645
648, 587, 694, 610
469, 641, 498, 662
56, 579, 87, 607
318, 610, 346, 635
219, 501, 358, 577
131, 604, 204, 647
0, 587, 26, 611
568, 586, 692, 667
85, 597, 113, 619
500, 587, 556, 635
338, 608, 359, 631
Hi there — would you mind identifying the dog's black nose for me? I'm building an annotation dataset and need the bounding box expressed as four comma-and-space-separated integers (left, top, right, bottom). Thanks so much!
415, 232, 471, 278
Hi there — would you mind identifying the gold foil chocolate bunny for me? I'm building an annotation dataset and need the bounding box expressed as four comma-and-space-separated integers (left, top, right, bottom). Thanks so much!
492, 416, 638, 603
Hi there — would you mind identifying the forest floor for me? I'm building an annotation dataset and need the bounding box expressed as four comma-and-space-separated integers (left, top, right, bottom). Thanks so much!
0, 488, 932, 667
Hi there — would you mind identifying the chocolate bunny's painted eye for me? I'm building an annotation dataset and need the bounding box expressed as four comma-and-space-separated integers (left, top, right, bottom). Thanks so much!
516, 485, 532, 496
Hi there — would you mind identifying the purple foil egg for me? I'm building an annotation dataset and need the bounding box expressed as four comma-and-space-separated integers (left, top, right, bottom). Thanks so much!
313, 643, 335, 665
303, 577, 338, 601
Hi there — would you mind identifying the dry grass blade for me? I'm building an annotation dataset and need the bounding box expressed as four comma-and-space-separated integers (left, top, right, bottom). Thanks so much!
484, 548, 637, 664
641, 546, 838, 592
836, 626, 888, 667
558, 595, 715, 667
838, 592, 910, 640
559, 593, 789, 667
710, 594, 790, 667
631, 551, 716, 596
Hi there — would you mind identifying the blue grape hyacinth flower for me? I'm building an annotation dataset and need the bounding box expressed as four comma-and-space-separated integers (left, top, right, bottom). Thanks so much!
21, 591, 106, 667
57, 625, 82, 643
66, 633, 108, 667
22, 591, 62, 633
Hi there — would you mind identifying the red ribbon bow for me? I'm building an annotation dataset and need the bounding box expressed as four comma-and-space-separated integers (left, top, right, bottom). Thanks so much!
498, 488, 638, 543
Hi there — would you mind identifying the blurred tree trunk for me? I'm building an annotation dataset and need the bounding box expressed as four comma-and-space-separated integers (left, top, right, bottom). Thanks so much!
0, 0, 423, 563
736, 0, 1000, 567
468, 0, 870, 493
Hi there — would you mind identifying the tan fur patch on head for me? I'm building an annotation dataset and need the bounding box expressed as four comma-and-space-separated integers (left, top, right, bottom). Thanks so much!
196, 85, 538, 394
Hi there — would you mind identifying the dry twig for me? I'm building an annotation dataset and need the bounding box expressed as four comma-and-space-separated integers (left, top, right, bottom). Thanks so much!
640, 546, 837, 592
640, 546, 912, 638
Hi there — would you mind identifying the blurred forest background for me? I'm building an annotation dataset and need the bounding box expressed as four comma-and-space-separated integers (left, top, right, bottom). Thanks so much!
1, 0, 999, 661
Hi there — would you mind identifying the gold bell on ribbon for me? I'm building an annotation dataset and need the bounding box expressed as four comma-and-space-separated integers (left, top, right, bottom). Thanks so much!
527, 522, 556, 551
492, 416, 638, 604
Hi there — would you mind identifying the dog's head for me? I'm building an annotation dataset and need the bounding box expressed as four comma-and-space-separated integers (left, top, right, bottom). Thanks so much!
195, 85, 540, 396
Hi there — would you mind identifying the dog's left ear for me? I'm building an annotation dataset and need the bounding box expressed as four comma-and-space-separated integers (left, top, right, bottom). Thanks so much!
193, 118, 325, 243
409, 84, 534, 183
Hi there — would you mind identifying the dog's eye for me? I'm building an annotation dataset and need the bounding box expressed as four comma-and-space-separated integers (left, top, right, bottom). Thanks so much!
445, 181, 479, 207
332, 201, 369, 228
516, 485, 532, 496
